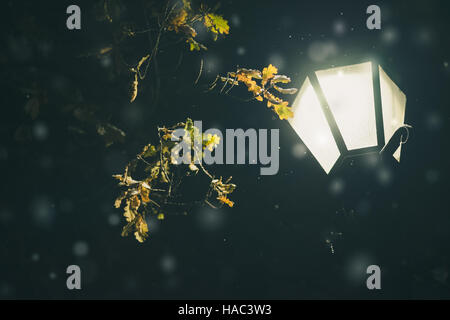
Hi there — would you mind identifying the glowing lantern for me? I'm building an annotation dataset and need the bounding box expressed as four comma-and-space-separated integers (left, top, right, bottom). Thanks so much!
288, 61, 407, 174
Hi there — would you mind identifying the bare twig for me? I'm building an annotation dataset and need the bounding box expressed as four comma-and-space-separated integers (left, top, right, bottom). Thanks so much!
194, 58, 203, 85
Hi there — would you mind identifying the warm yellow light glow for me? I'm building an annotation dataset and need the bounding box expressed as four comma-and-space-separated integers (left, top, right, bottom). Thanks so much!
379, 66, 406, 162
288, 62, 406, 173
288, 78, 341, 174
316, 62, 378, 150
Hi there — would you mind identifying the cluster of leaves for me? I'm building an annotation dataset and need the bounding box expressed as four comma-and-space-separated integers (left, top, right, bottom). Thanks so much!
125, 0, 230, 102
113, 118, 236, 242
213, 64, 298, 120
90, 1, 230, 103
168, 0, 230, 51
89, 2, 298, 244
16, 82, 126, 148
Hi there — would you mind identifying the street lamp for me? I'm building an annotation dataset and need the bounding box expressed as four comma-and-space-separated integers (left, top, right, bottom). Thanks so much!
288, 61, 410, 174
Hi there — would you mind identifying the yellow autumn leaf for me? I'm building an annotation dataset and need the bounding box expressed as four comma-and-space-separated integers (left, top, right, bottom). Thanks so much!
187, 38, 206, 51
137, 216, 148, 233
189, 162, 199, 172
204, 133, 221, 151
114, 191, 127, 209
273, 102, 294, 120
114, 197, 122, 209
130, 73, 138, 103
169, 9, 188, 33
204, 13, 230, 39
134, 232, 144, 243
248, 82, 262, 94
140, 144, 158, 158
134, 215, 149, 243
130, 194, 141, 210
139, 184, 150, 203
262, 64, 278, 85
236, 73, 249, 82
188, 38, 199, 51
217, 195, 234, 207
182, 0, 191, 11
123, 199, 136, 222
162, 133, 173, 140
237, 74, 261, 96
157, 213, 165, 220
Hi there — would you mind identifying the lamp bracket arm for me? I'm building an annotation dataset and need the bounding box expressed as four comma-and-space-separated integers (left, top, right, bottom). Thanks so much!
379, 124, 413, 159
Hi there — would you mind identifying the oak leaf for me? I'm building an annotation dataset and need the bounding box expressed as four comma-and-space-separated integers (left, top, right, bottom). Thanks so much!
134, 216, 149, 243
204, 133, 221, 151
168, 9, 188, 33
217, 195, 234, 208
262, 64, 278, 85
204, 13, 230, 40
273, 102, 294, 120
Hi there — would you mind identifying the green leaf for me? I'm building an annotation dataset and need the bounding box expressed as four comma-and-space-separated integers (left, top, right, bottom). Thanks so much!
273, 102, 294, 120
186, 38, 207, 51
204, 13, 230, 39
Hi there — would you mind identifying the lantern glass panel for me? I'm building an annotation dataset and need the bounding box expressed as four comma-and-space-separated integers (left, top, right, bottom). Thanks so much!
379, 66, 407, 162
316, 62, 378, 151
288, 77, 341, 173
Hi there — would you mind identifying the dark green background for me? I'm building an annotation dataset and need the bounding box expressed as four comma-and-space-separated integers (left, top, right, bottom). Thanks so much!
0, 0, 449, 299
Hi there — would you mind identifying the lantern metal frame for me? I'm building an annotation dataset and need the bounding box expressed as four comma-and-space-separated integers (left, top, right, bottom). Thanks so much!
299, 60, 410, 174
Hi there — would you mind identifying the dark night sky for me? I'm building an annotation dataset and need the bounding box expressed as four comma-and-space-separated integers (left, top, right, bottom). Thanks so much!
0, 0, 449, 299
